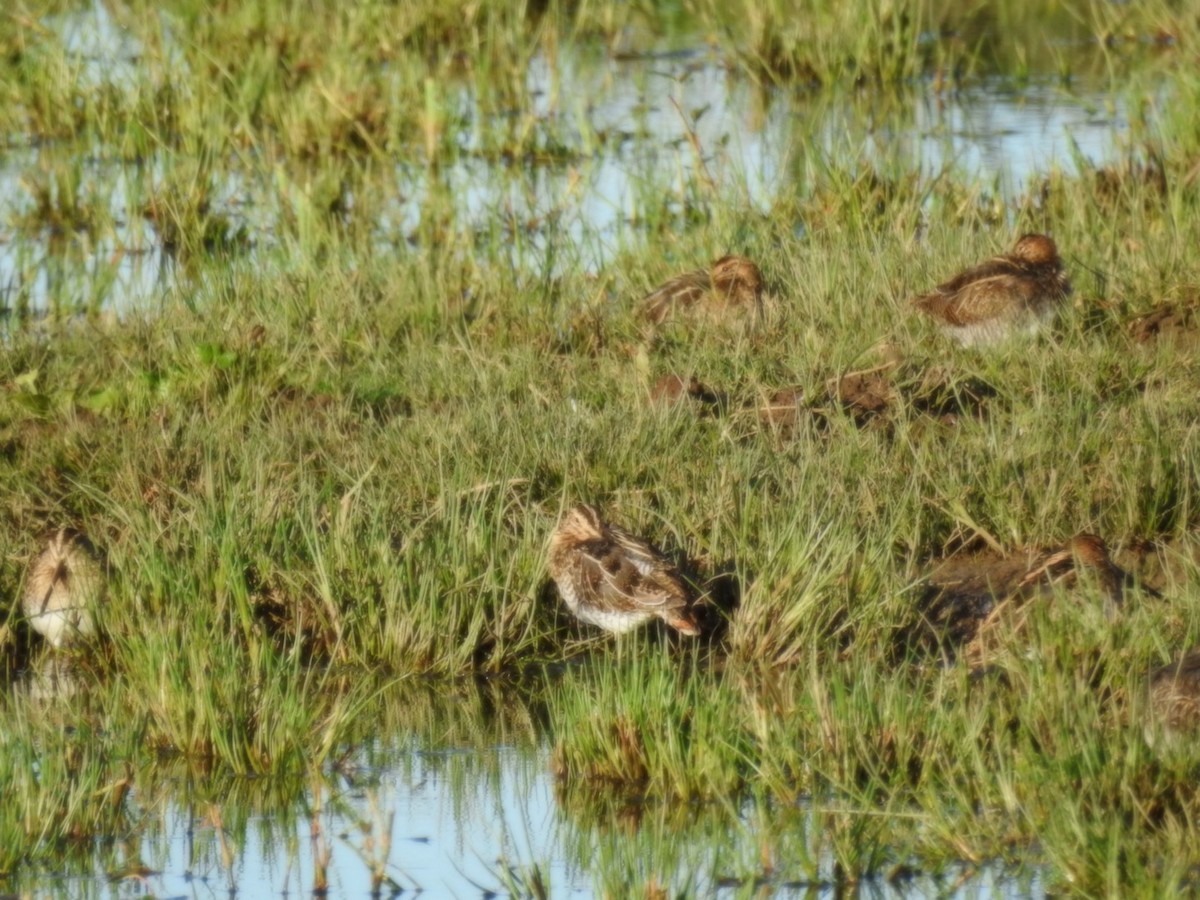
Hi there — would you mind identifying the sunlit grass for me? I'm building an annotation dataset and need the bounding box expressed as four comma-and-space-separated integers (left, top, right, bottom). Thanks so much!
2, 0, 1200, 894
2, 145, 1200, 885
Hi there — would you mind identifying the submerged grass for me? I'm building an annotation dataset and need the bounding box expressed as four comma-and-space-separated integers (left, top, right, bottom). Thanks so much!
3, 0, 1200, 894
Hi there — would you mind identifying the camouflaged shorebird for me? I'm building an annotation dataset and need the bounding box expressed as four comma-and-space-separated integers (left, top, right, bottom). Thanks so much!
22, 528, 105, 648
640, 255, 764, 325
547, 504, 701, 636
1148, 650, 1200, 736
1012, 533, 1127, 609
911, 234, 1071, 347
910, 533, 1129, 660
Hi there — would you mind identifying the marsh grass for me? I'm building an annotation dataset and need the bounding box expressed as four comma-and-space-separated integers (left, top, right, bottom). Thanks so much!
5, 170, 1200, 885
4, 0, 1200, 893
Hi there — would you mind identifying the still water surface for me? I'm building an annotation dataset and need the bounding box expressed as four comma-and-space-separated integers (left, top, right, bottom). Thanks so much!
15, 667, 1042, 898
0, 1, 1152, 316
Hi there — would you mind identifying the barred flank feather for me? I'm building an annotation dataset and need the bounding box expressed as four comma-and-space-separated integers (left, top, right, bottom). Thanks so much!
640, 255, 764, 325
1149, 651, 1200, 735
547, 505, 701, 636
911, 234, 1071, 347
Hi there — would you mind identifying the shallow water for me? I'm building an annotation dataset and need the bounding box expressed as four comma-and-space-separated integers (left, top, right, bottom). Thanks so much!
8, 669, 1044, 898
0, 2, 1154, 315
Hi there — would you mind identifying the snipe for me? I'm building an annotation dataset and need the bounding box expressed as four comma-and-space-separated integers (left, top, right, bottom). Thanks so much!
640, 255, 764, 325
22, 528, 105, 648
547, 504, 701, 636
911, 234, 1071, 347
908, 533, 1131, 662
1148, 650, 1200, 736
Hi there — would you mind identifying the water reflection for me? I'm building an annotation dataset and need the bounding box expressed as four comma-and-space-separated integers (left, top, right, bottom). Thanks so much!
2, 674, 1043, 898
13, 653, 85, 704
46, 0, 186, 91
0, 3, 1151, 315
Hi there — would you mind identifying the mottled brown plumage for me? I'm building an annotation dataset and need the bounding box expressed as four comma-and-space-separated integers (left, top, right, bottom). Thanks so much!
640, 255, 764, 325
908, 533, 1128, 661
1012, 534, 1125, 607
911, 234, 1071, 347
547, 504, 701, 636
22, 528, 105, 648
1148, 650, 1200, 735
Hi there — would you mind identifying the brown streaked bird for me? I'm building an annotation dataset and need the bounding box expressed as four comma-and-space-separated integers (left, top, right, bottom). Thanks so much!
1012, 533, 1126, 611
911, 233, 1071, 347
22, 528, 105, 649
1148, 650, 1200, 736
547, 504, 701, 636
910, 533, 1135, 662
640, 254, 764, 325
961, 534, 1133, 668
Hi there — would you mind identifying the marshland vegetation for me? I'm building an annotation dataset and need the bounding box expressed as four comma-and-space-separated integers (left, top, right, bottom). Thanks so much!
3, 0, 1200, 894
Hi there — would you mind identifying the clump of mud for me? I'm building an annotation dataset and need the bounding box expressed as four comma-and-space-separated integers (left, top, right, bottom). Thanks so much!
759, 360, 995, 435
648, 374, 727, 413
1129, 300, 1200, 349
